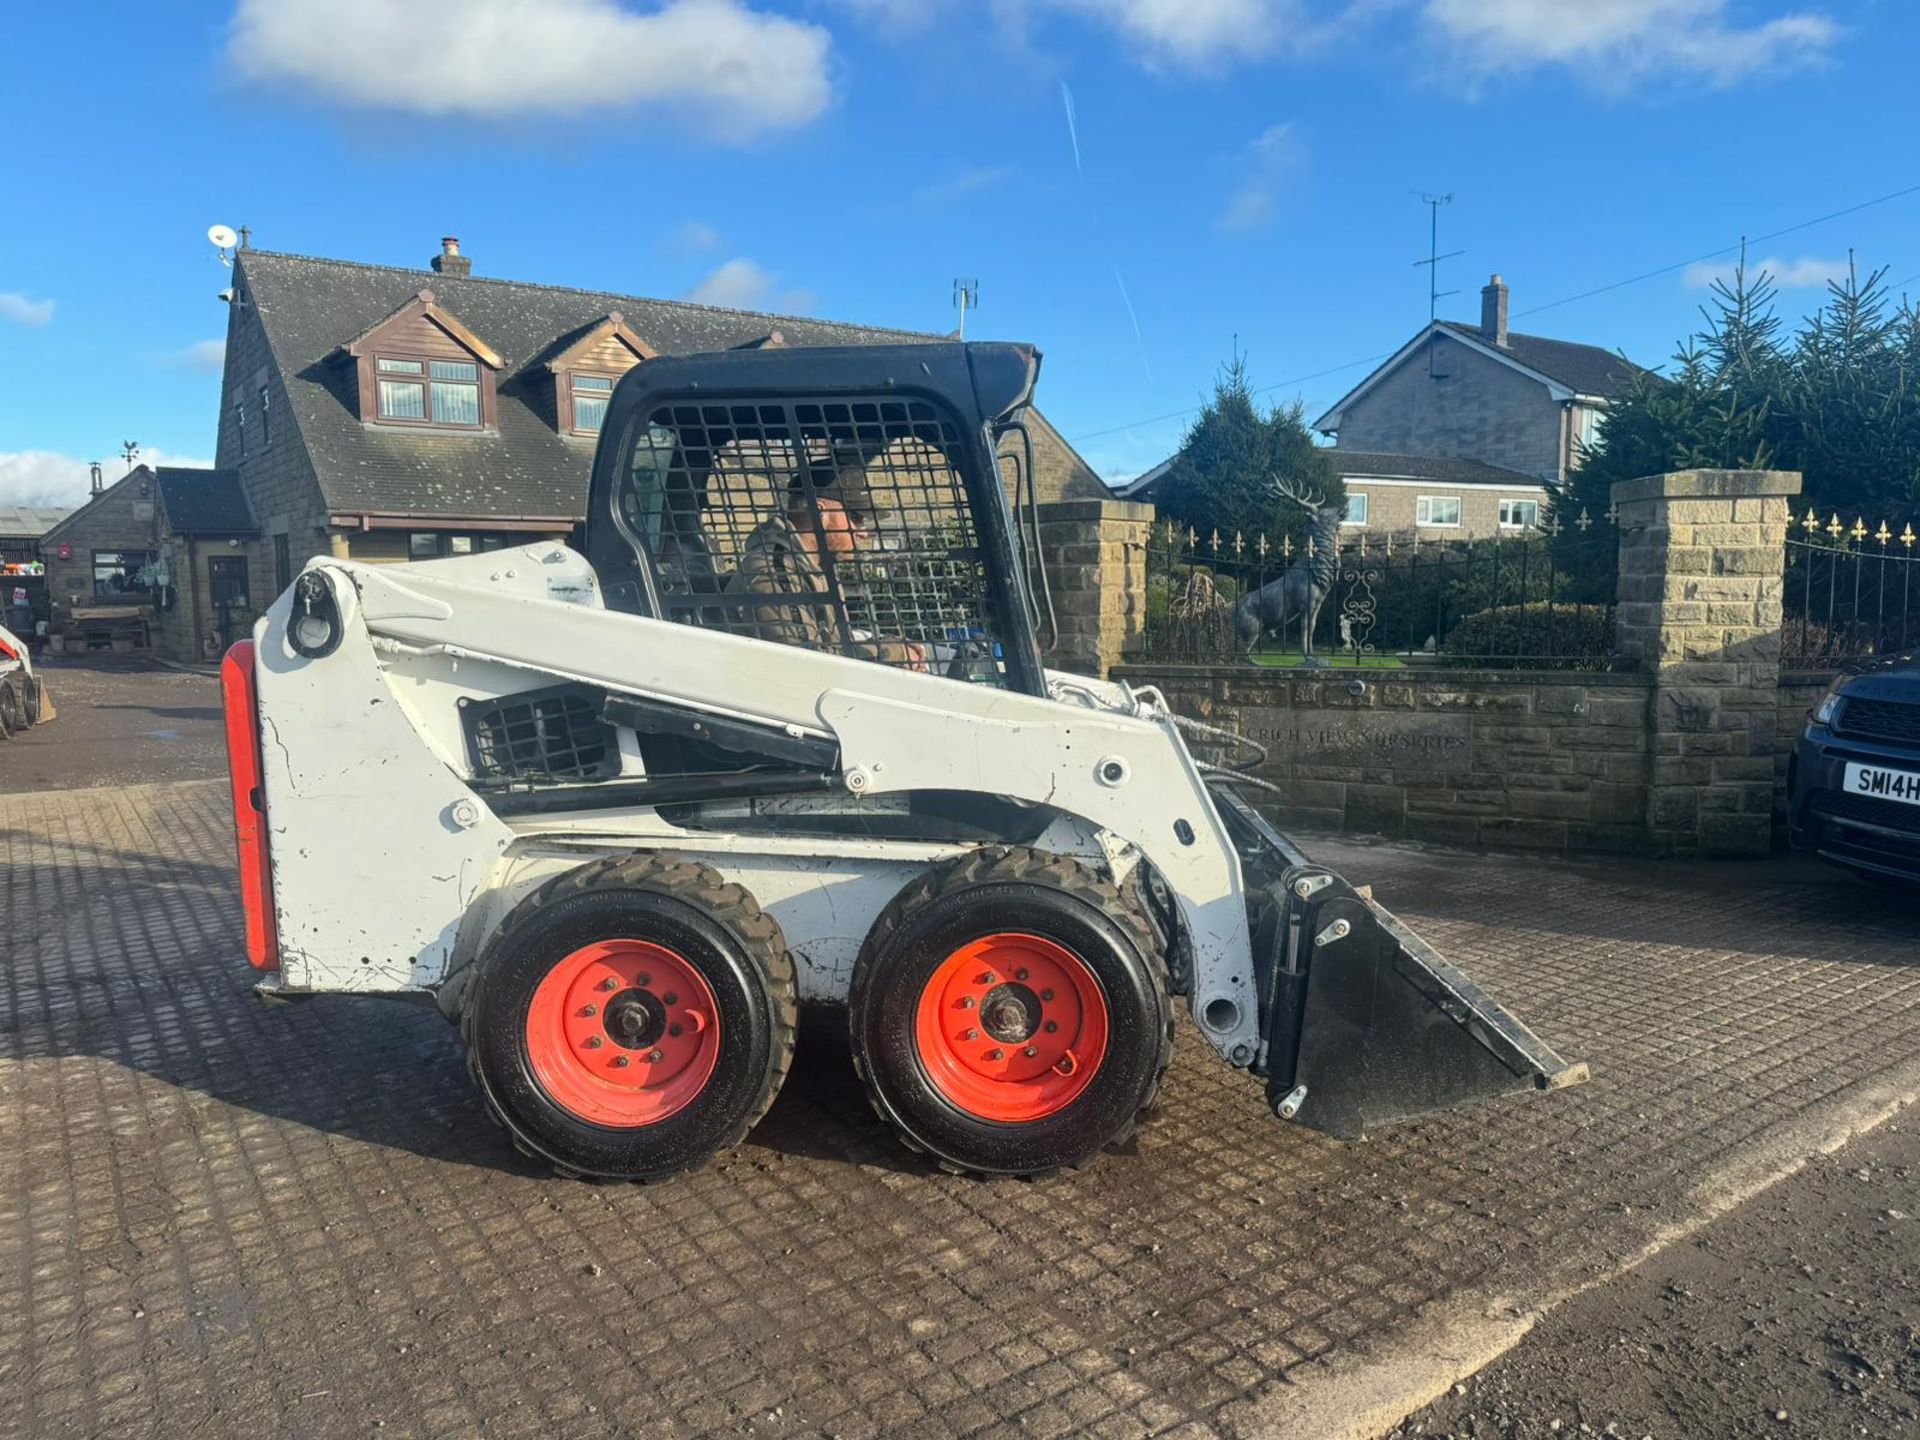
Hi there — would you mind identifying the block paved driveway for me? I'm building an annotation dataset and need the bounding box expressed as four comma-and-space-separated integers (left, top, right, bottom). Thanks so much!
3, 674, 1918, 1439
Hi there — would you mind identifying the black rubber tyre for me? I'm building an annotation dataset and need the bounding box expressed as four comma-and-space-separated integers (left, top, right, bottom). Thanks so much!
461, 852, 797, 1181
20, 673, 40, 727
849, 846, 1173, 1178
0, 678, 21, 737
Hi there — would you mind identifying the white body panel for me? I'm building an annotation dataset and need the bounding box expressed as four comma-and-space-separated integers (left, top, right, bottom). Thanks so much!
251, 545, 1261, 1063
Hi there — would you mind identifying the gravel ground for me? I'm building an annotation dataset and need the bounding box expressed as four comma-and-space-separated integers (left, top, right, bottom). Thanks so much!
1386, 1118, 1920, 1440
0, 655, 224, 792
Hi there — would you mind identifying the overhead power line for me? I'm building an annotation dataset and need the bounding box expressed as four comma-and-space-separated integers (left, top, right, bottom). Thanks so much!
1514, 180, 1920, 319
1069, 180, 1920, 446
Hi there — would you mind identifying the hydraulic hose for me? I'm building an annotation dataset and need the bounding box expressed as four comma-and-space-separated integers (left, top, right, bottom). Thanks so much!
1171, 713, 1268, 772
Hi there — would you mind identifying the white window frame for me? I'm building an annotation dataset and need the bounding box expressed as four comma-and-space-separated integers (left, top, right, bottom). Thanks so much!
1341, 492, 1369, 526
1415, 494, 1462, 528
1498, 497, 1540, 530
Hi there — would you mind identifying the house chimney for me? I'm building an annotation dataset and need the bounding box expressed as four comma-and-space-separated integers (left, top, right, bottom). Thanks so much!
1481, 273, 1509, 347
431, 236, 472, 279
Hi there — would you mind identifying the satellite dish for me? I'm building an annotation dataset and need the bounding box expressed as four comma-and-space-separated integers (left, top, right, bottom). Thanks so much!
207, 224, 238, 249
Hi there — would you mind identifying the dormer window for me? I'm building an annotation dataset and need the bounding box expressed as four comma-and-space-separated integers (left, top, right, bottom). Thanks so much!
571, 374, 615, 433
375, 357, 481, 427
343, 289, 502, 432
546, 312, 654, 437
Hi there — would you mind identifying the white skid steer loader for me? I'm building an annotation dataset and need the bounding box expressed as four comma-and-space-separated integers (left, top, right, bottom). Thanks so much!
223, 342, 1585, 1180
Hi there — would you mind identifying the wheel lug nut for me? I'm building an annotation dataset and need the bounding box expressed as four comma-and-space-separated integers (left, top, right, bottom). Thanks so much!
600, 977, 619, 992
637, 973, 651, 986
988, 1049, 1004, 1061
958, 996, 975, 1010
1044, 1020, 1058, 1033
613, 1055, 630, 1068
647, 1049, 664, 1063
581, 1004, 598, 1017
1024, 1046, 1038, 1058
980, 972, 996, 984
668, 1023, 682, 1037
585, 1036, 604, 1049
663, 992, 678, 1005
963, 1028, 979, 1041
1015, 968, 1029, 981
1040, 988, 1054, 1002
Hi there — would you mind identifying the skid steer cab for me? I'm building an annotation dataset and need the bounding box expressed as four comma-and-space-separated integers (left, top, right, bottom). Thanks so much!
221, 341, 1585, 1181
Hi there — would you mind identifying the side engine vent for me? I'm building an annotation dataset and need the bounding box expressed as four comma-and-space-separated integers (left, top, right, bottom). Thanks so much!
461, 684, 614, 786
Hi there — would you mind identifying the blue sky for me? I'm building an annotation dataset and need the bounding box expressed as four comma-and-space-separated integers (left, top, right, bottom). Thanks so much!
2, 0, 1916, 506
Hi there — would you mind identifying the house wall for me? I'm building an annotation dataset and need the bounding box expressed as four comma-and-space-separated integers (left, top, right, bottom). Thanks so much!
1341, 482, 1549, 539
218, 289, 334, 599
1334, 333, 1565, 481
152, 534, 274, 662
40, 472, 163, 644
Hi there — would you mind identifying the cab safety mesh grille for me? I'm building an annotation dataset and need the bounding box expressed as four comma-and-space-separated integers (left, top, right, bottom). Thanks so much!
613, 394, 1011, 686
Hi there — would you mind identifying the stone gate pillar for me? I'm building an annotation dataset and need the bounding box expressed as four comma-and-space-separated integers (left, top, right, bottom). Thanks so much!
1611, 469, 1802, 856
1034, 498, 1153, 678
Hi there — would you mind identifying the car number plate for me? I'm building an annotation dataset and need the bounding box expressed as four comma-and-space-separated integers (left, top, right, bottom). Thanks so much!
1843, 762, 1920, 806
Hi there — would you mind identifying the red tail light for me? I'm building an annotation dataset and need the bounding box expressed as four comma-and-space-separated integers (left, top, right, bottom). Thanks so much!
220, 641, 280, 971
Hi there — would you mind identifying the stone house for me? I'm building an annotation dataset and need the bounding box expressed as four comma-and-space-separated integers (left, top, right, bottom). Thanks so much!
213, 239, 1108, 596
151, 468, 265, 660
38, 465, 264, 657
1121, 276, 1644, 541
1312, 274, 1648, 492
1116, 446, 1550, 541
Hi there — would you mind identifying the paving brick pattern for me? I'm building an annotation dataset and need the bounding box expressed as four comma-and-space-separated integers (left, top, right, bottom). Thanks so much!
2, 781, 1916, 1440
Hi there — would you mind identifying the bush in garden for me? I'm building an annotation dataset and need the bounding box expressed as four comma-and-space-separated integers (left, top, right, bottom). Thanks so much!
1443, 602, 1614, 670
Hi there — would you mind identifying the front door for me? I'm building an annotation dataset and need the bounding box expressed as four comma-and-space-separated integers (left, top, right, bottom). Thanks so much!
208, 556, 251, 649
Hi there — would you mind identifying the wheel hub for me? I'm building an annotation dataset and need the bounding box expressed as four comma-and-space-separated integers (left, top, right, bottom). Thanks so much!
980, 983, 1040, 1043
603, 988, 667, 1050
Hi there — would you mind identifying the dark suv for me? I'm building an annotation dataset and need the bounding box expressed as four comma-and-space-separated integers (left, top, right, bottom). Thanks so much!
1788, 654, 1920, 882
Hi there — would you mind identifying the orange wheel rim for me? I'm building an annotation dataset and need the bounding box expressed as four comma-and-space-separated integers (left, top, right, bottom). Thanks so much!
524, 940, 720, 1127
912, 933, 1108, 1122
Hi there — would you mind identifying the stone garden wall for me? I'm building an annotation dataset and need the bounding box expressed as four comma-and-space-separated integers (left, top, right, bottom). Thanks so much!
1111, 664, 1654, 851
1095, 470, 1813, 859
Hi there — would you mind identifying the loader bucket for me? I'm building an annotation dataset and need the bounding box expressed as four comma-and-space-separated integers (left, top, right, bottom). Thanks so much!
1214, 788, 1586, 1139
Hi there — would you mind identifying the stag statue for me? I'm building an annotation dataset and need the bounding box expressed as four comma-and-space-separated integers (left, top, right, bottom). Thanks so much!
1232, 474, 1343, 657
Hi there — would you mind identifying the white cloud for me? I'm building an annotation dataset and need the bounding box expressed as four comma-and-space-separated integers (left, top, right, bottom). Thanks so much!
1041, 0, 1312, 67
679, 257, 813, 313
0, 292, 54, 326
164, 338, 228, 371
682, 258, 776, 308
0, 449, 215, 509
1684, 254, 1851, 289
668, 220, 722, 253
1422, 0, 1838, 87
227, 0, 834, 139
1218, 123, 1299, 233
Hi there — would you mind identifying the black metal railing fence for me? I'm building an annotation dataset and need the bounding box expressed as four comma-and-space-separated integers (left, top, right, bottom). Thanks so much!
1783, 510, 1919, 667
1142, 513, 1621, 669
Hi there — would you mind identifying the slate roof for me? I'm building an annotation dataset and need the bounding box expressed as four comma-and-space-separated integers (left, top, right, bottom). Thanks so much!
0, 506, 74, 539
1436, 322, 1647, 399
156, 467, 255, 535
1331, 450, 1549, 488
239, 250, 1035, 520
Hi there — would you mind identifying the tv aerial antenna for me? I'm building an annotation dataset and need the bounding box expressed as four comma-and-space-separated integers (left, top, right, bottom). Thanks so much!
953, 278, 979, 340
1411, 193, 1462, 323
1412, 193, 1462, 376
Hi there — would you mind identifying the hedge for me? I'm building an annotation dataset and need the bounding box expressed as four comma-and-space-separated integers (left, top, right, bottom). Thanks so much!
1443, 602, 1615, 670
